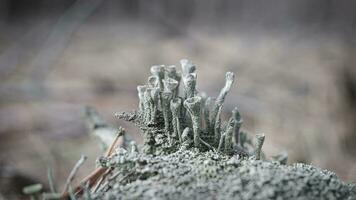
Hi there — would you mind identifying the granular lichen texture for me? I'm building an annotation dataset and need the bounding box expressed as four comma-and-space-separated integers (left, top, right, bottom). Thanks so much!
93, 150, 355, 200
56, 60, 355, 200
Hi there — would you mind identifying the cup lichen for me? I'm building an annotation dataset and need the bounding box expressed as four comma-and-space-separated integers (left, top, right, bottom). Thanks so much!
115, 59, 256, 157
26, 59, 356, 200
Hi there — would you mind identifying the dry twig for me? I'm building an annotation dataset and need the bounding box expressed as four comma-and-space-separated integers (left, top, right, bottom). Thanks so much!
60, 130, 125, 200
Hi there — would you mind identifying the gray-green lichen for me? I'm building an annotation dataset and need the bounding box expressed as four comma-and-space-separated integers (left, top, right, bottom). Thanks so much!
92, 149, 356, 200
116, 60, 253, 156
31, 59, 355, 200
87, 59, 355, 200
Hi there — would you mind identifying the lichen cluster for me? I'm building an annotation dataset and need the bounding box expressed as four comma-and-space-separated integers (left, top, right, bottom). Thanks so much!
22, 60, 356, 200
93, 59, 355, 200
116, 59, 261, 157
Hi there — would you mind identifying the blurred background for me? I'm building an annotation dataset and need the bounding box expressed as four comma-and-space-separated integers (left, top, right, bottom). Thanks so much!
1, 0, 356, 199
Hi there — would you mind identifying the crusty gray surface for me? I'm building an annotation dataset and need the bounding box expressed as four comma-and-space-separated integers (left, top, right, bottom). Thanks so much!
90, 148, 356, 200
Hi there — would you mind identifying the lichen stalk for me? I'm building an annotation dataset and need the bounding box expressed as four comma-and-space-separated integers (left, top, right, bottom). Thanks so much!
184, 96, 202, 148
150, 65, 164, 91
239, 131, 247, 148
183, 73, 197, 99
217, 132, 225, 152
164, 65, 181, 97
214, 106, 223, 145
150, 87, 160, 124
162, 78, 179, 137
211, 72, 235, 143
224, 118, 235, 154
163, 77, 179, 93
147, 76, 159, 88
181, 127, 192, 143
255, 133, 265, 160
232, 107, 243, 146
161, 91, 173, 137
143, 88, 153, 124
170, 97, 182, 142
203, 96, 212, 132
180, 59, 196, 76
137, 85, 147, 113
130, 141, 138, 154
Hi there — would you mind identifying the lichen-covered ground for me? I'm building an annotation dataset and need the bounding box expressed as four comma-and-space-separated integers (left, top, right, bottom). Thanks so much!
90, 148, 356, 200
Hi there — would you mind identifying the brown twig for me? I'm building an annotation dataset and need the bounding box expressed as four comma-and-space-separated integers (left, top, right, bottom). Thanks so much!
98, 171, 134, 193
92, 167, 112, 193
60, 131, 125, 200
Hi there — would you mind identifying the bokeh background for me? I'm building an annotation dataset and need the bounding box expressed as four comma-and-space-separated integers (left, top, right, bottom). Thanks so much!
1, 0, 356, 199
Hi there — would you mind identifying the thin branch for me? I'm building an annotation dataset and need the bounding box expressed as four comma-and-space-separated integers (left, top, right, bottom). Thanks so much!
199, 138, 217, 152
62, 155, 87, 194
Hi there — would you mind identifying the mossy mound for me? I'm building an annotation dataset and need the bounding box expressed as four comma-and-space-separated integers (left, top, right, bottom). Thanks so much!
91, 148, 356, 200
